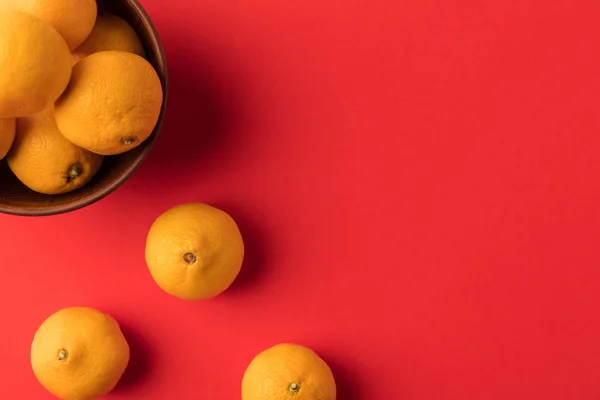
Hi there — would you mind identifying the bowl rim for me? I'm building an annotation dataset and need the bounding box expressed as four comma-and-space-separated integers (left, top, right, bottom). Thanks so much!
0, 0, 169, 217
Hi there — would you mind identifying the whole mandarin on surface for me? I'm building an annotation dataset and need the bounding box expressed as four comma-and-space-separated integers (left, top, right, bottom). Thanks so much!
55, 50, 163, 155
72, 12, 145, 63
6, 107, 103, 195
0, 11, 72, 118
145, 203, 245, 300
0, 0, 98, 50
0, 118, 16, 160
30, 307, 130, 400
242, 343, 337, 400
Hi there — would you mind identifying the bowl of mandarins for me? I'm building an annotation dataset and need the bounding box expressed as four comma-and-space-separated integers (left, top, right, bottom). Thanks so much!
0, 0, 168, 216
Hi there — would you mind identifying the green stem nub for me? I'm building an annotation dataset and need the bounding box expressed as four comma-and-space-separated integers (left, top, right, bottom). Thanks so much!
66, 164, 82, 183
122, 136, 136, 145
183, 253, 197, 264
289, 383, 300, 393
58, 349, 68, 361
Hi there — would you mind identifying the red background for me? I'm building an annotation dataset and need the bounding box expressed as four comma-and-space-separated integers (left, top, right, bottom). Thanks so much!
1, 0, 600, 398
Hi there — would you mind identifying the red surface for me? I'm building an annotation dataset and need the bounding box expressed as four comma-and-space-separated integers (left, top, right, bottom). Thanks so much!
1, 0, 600, 398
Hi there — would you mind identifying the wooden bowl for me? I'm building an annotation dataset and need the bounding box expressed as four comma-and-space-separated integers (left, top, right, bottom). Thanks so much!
0, 0, 168, 217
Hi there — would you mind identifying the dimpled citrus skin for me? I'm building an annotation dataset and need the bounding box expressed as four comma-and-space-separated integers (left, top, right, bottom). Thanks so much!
0, 119, 16, 160
0, 0, 97, 50
6, 108, 103, 195
31, 307, 130, 400
55, 50, 163, 155
72, 12, 145, 63
0, 11, 72, 118
145, 203, 245, 300
242, 343, 337, 400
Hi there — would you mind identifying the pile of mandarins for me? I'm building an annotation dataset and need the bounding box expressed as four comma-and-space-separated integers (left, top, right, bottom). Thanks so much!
0, 0, 162, 195
0, 0, 338, 399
